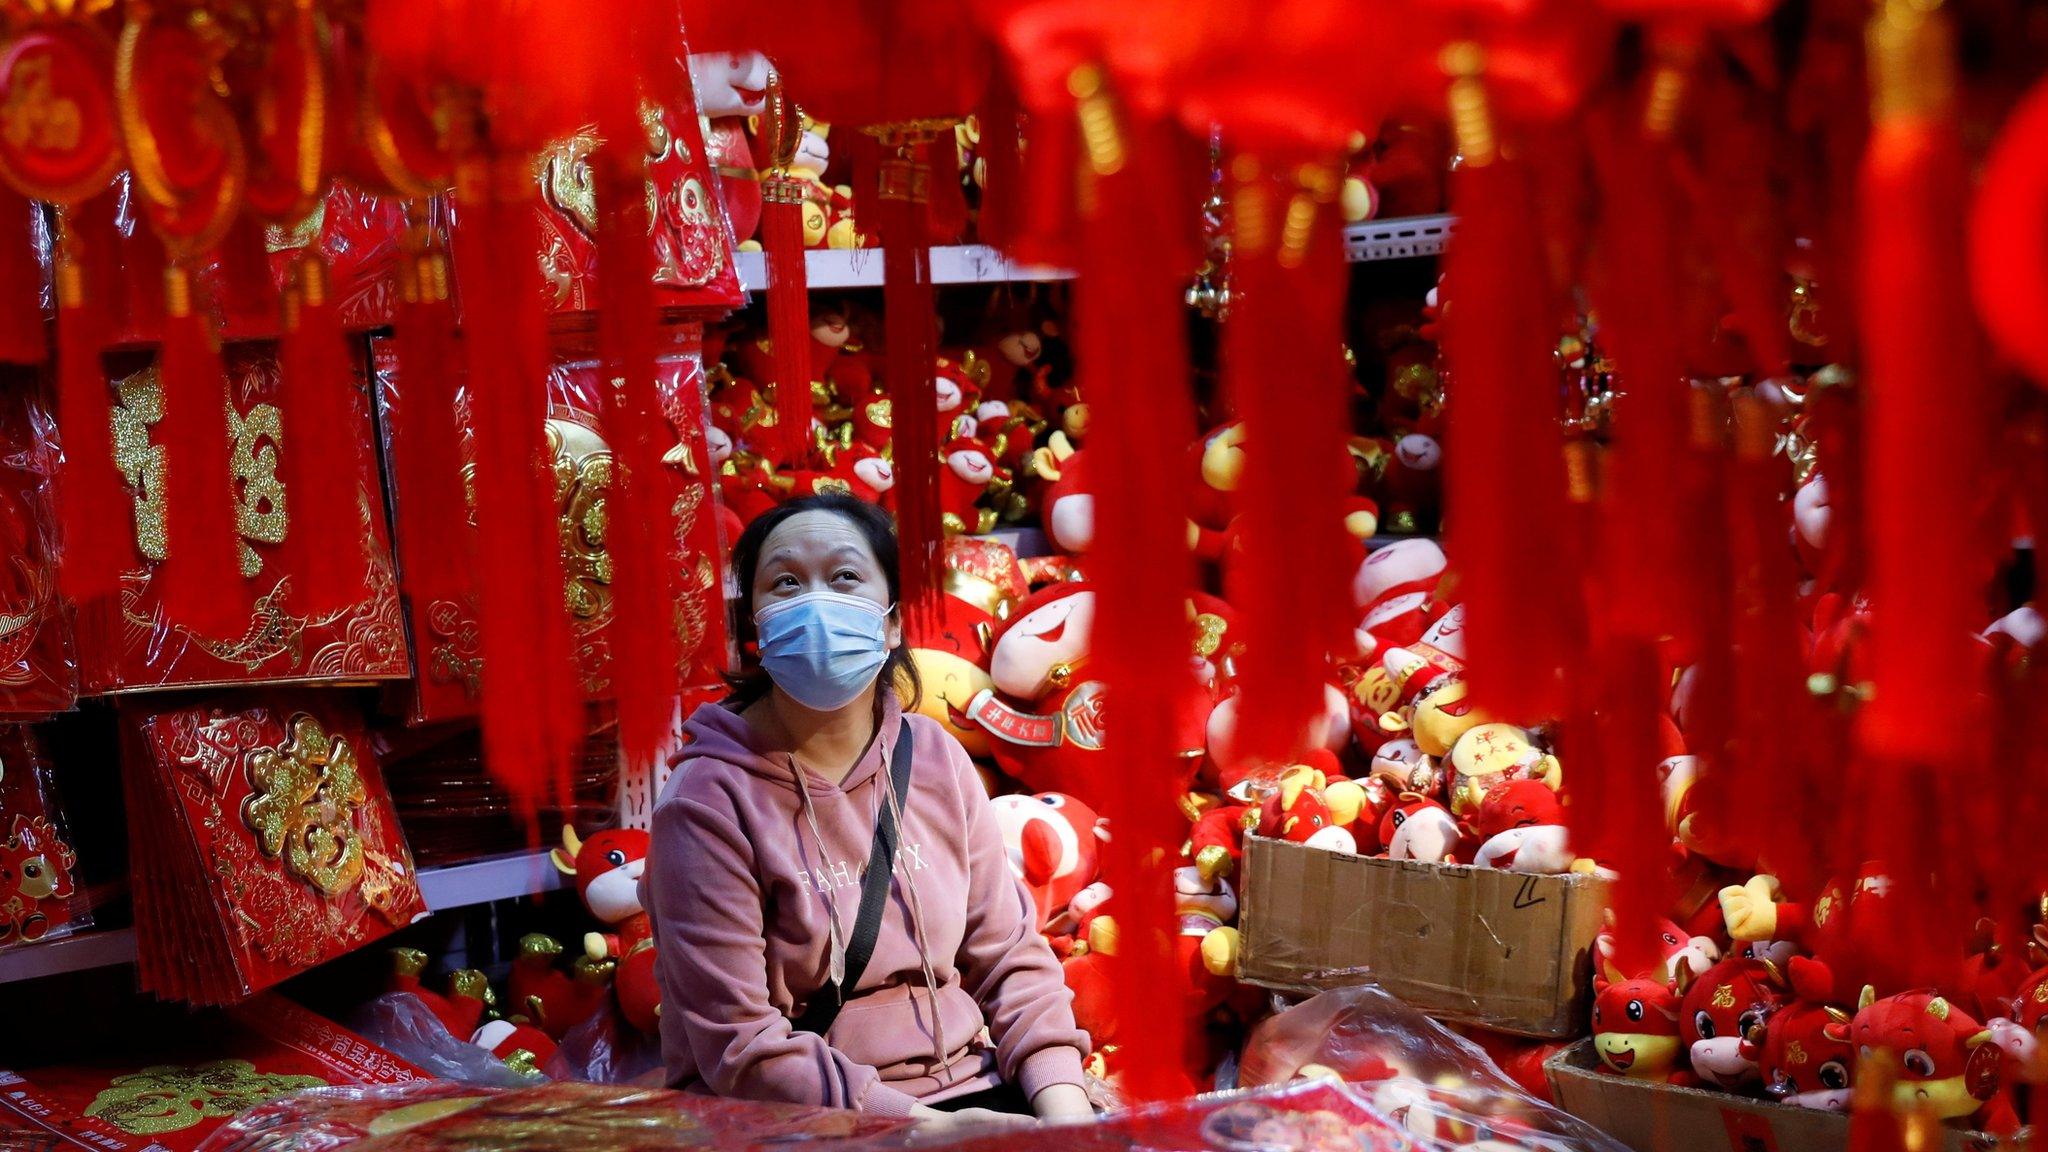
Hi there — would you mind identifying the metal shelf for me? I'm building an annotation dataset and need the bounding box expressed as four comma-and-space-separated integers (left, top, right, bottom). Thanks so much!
1343, 214, 1454, 262
731, 215, 1456, 294
735, 245, 1075, 292
0, 926, 138, 985
0, 850, 570, 986
418, 849, 570, 912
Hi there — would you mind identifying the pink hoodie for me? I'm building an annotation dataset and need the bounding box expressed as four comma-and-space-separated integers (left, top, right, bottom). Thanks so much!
642, 694, 1089, 1115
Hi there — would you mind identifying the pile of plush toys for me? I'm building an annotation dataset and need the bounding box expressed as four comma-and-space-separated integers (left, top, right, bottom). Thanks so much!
703, 294, 1075, 541
377, 824, 663, 1075
1581, 376, 2048, 1136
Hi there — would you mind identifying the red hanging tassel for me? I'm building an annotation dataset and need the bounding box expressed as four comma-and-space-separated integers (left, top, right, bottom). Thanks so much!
873, 131, 942, 637
1073, 92, 1197, 1106
1584, 635, 1675, 980
0, 190, 46, 364
51, 220, 127, 605
1856, 1, 1988, 764
595, 60, 681, 779
389, 237, 469, 615
455, 153, 582, 818
1585, 82, 1700, 651
1725, 396, 1824, 880
1440, 58, 1576, 721
153, 264, 248, 638
1225, 164, 1352, 767
760, 80, 816, 469
280, 256, 369, 616
214, 216, 280, 340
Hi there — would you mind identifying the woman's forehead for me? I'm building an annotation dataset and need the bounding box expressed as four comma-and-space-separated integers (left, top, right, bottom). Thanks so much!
760, 512, 879, 564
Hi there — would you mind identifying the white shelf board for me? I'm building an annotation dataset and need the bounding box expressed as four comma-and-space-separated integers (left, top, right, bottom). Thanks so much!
0, 850, 570, 986
1343, 214, 1455, 262
0, 926, 137, 985
418, 849, 570, 911
735, 245, 1075, 292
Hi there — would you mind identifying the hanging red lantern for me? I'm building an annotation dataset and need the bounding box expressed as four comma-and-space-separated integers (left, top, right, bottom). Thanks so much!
0, 13, 124, 605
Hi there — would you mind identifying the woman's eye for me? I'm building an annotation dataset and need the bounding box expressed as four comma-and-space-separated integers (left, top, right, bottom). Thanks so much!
773, 574, 797, 589
834, 569, 859, 582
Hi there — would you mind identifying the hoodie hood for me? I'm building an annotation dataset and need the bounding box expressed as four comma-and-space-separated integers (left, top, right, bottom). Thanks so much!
679, 693, 905, 795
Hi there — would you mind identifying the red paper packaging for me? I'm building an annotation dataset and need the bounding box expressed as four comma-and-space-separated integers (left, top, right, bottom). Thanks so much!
124, 693, 426, 1005
0, 724, 91, 950
374, 326, 731, 726
0, 995, 423, 1152
525, 73, 747, 316
73, 341, 409, 694
0, 369, 81, 717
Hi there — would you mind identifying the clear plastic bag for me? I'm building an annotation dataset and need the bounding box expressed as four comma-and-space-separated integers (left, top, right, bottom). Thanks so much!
1239, 985, 1629, 1152
542, 998, 664, 1086
348, 993, 546, 1089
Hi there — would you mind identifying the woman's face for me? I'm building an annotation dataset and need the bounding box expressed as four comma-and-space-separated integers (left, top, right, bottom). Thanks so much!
752, 511, 901, 649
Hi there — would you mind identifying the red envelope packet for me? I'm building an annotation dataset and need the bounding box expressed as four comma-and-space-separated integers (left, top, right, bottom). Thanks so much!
0, 995, 423, 1152
0, 724, 91, 950
517, 60, 744, 317
375, 325, 730, 726
74, 342, 410, 695
126, 694, 426, 1004
0, 372, 80, 718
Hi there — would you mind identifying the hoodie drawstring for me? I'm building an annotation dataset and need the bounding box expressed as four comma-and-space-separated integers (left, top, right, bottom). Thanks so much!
789, 755, 850, 988
878, 739, 948, 1074
789, 740, 950, 1076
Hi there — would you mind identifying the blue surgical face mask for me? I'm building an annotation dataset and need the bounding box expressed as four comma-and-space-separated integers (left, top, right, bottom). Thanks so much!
754, 590, 893, 711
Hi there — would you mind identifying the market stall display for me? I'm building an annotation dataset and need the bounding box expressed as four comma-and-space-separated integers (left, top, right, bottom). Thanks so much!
0, 0, 2040, 1150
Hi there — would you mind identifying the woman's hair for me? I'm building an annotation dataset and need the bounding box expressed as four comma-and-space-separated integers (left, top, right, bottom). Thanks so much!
724, 493, 922, 710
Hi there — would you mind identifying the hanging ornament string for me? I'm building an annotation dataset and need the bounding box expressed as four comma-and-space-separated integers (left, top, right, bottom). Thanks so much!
1439, 42, 1578, 723
869, 121, 949, 638
759, 71, 818, 469
151, 261, 247, 638
1069, 66, 1196, 1105
51, 213, 128, 605
278, 254, 370, 617
1224, 155, 1351, 768
115, 6, 255, 638
593, 1, 682, 780
387, 205, 469, 623
453, 140, 583, 821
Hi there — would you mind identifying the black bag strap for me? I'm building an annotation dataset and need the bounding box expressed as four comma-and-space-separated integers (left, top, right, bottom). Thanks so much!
791, 730, 915, 1035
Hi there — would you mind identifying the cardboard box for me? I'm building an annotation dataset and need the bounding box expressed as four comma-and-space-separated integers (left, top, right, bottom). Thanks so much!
1235, 835, 1611, 1038
1543, 1041, 2013, 1152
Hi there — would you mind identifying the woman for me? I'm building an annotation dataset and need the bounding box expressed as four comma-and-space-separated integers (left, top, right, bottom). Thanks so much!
642, 493, 1095, 1127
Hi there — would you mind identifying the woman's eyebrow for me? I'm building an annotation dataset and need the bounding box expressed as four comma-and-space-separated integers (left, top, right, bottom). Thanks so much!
826, 545, 868, 564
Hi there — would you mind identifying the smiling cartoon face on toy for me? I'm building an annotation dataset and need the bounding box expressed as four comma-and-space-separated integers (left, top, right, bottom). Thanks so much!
945, 441, 996, 487
990, 587, 1096, 698
1381, 795, 1460, 863
907, 600, 996, 756
934, 367, 970, 415
811, 305, 851, 349
1406, 680, 1488, 759
997, 329, 1042, 367
1472, 824, 1572, 873
1394, 433, 1441, 471
1682, 958, 1784, 1090
686, 51, 772, 117
1851, 990, 2002, 1120
849, 449, 894, 494
1594, 977, 1681, 1078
